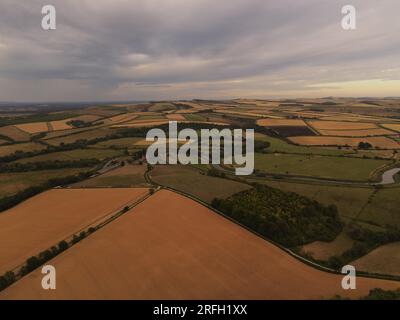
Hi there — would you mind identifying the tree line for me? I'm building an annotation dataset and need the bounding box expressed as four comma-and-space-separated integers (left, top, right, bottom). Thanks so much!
0, 159, 100, 173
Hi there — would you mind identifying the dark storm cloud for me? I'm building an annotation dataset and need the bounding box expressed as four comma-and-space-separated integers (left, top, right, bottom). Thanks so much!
0, 0, 399, 101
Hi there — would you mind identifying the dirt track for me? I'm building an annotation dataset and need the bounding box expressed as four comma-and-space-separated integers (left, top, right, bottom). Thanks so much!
1, 190, 398, 300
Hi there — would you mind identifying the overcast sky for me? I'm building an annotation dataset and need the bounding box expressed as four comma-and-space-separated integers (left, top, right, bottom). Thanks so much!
0, 0, 399, 102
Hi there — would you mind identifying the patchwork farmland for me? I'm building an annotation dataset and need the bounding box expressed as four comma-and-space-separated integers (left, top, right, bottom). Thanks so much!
0, 98, 399, 300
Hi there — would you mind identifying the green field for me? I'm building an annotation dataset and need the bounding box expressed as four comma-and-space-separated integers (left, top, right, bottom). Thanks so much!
255, 180, 373, 220
92, 137, 143, 149
254, 133, 355, 156
149, 103, 176, 112
254, 152, 389, 181
360, 187, 400, 227
0, 168, 91, 198
184, 114, 206, 121
14, 148, 124, 164
150, 165, 251, 203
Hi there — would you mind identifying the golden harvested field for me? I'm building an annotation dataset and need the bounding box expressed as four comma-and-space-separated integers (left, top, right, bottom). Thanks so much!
353, 242, 400, 276
15, 122, 49, 134
289, 136, 400, 149
308, 121, 377, 130
381, 123, 400, 132
1, 189, 398, 300
257, 119, 306, 126
0, 188, 149, 275
316, 128, 395, 137
0, 142, 46, 157
49, 120, 72, 131
0, 126, 30, 141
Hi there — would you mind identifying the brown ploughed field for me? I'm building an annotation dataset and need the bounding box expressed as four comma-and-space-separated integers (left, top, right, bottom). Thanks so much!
0, 188, 148, 275
1, 190, 398, 300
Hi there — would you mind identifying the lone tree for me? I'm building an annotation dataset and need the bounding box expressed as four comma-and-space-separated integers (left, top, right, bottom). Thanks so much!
358, 141, 373, 150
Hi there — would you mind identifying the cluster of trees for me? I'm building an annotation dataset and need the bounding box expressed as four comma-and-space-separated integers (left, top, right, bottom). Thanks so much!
67, 120, 102, 128
0, 159, 100, 173
0, 271, 16, 291
20, 240, 70, 276
212, 184, 343, 247
358, 142, 373, 150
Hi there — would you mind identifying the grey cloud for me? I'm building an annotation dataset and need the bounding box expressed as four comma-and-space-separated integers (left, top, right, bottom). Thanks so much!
0, 0, 399, 101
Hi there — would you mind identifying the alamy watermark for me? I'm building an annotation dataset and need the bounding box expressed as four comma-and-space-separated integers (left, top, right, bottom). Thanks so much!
145, 122, 254, 176
341, 265, 357, 290
41, 5, 56, 30
41, 4, 356, 31
342, 5, 356, 30
41, 265, 56, 290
